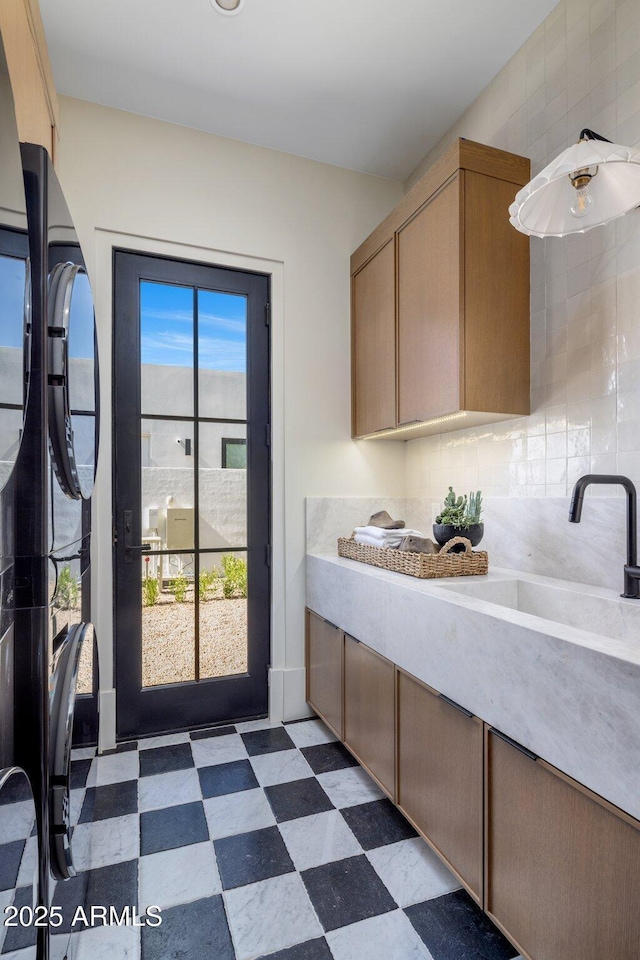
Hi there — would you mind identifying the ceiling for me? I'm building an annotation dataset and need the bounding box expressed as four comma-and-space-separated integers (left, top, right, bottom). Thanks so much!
39, 0, 559, 181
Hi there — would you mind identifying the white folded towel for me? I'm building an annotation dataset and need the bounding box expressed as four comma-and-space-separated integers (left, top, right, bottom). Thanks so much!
353, 525, 388, 539
353, 526, 425, 549
353, 526, 424, 540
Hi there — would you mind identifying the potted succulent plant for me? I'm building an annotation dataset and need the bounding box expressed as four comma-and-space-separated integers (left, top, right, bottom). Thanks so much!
433, 487, 484, 548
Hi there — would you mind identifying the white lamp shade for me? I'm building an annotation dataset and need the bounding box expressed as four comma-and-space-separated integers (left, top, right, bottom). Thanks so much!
509, 139, 640, 238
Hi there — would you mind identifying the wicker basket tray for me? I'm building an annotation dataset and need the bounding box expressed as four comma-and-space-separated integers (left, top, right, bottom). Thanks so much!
337, 535, 488, 579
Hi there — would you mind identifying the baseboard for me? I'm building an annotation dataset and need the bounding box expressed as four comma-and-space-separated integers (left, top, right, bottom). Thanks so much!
269, 667, 314, 722
97, 688, 117, 753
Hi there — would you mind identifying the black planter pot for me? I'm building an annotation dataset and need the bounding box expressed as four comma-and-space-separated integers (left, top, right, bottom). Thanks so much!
433, 522, 484, 548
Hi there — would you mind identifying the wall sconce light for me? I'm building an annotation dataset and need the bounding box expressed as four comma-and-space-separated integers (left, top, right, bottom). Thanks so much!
177, 438, 192, 456
509, 129, 640, 238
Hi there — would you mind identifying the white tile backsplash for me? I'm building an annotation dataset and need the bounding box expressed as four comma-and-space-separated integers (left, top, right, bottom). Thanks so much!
306, 495, 629, 593
403, 0, 640, 503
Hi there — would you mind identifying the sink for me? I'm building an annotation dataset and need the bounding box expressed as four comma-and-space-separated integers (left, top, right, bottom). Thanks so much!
436, 575, 640, 646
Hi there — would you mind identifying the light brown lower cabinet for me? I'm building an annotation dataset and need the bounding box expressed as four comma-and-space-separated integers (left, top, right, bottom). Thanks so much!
396, 670, 483, 903
305, 610, 343, 739
486, 728, 640, 960
343, 634, 395, 798
305, 608, 640, 960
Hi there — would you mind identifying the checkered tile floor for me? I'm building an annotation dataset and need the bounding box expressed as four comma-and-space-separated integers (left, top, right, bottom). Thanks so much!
3, 718, 524, 960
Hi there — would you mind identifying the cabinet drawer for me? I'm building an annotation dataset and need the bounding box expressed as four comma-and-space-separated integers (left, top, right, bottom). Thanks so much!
306, 610, 343, 739
397, 670, 483, 901
343, 635, 395, 797
486, 728, 640, 960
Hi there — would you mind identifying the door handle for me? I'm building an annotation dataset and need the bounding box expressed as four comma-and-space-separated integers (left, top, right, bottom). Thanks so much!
124, 543, 151, 561
123, 509, 151, 563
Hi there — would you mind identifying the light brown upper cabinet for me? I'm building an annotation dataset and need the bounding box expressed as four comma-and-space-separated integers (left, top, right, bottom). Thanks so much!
351, 139, 530, 439
352, 238, 396, 436
0, 0, 59, 156
486, 728, 640, 960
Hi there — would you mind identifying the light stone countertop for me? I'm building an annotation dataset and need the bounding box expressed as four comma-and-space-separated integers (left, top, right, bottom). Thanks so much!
306, 552, 640, 821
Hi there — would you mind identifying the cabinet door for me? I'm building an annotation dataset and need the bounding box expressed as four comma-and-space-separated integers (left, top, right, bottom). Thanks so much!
352, 238, 396, 436
306, 610, 343, 739
0, 0, 59, 154
486, 729, 640, 960
396, 671, 483, 901
463, 170, 529, 416
397, 174, 461, 424
343, 635, 395, 797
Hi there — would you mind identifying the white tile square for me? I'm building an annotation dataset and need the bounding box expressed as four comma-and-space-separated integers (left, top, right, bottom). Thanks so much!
50, 932, 73, 960
4, 949, 55, 960
0, 890, 13, 953
191, 733, 248, 768
285, 719, 338, 748
235, 719, 281, 732
16, 835, 39, 886
138, 768, 201, 812
71, 814, 139, 869
139, 840, 220, 911
92, 751, 139, 787
138, 732, 190, 750
249, 749, 313, 787
316, 767, 385, 809
224, 872, 322, 960
0, 801, 34, 844
204, 788, 275, 840
70, 924, 140, 960
71, 746, 97, 761
367, 838, 461, 907
326, 909, 433, 960
69, 788, 86, 827
279, 809, 362, 871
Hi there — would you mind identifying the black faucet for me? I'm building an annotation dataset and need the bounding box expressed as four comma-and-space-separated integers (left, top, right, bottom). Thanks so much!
568, 474, 640, 599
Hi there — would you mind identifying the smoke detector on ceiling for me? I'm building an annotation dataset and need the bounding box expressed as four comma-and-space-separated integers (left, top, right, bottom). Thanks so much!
211, 0, 245, 14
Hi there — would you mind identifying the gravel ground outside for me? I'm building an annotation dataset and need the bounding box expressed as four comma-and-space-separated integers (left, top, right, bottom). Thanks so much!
142, 596, 247, 686
76, 586, 248, 692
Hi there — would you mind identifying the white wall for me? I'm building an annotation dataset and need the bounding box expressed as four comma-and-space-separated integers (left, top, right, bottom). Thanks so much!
404, 0, 640, 504
54, 97, 404, 743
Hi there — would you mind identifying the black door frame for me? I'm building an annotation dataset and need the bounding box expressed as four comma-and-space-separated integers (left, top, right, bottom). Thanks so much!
112, 249, 271, 739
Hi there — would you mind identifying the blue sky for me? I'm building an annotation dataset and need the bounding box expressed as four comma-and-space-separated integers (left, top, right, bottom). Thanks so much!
140, 281, 247, 372
68, 270, 95, 359
0, 255, 26, 349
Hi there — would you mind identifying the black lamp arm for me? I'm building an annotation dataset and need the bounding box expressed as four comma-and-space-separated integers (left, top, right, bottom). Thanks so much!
578, 128, 612, 143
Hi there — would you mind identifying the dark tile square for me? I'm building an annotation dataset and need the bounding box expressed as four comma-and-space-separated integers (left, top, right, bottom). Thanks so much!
79, 780, 138, 823
214, 825, 294, 890
139, 742, 194, 777
141, 801, 209, 855
241, 727, 296, 756
101, 740, 138, 755
405, 889, 519, 960
1, 885, 36, 951
198, 759, 259, 799
301, 854, 396, 932
0, 773, 32, 805
0, 840, 24, 892
191, 724, 237, 740
301, 742, 358, 775
264, 778, 334, 823
340, 798, 417, 850
258, 938, 333, 960
141, 895, 233, 960
51, 860, 139, 934
69, 758, 92, 790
